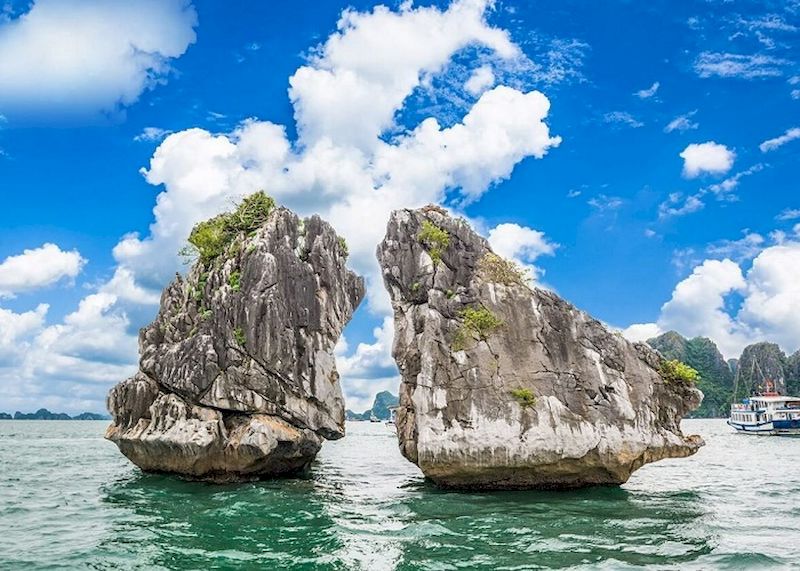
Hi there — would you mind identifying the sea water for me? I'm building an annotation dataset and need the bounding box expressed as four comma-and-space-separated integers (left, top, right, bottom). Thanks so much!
1, 420, 797, 570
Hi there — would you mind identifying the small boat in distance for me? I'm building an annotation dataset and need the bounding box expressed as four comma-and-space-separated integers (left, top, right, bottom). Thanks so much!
728, 379, 800, 435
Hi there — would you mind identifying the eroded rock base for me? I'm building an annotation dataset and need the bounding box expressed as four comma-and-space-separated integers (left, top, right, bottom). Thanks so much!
106, 374, 321, 481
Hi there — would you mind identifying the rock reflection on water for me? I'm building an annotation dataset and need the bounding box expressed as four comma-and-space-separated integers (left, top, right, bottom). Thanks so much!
3, 420, 799, 569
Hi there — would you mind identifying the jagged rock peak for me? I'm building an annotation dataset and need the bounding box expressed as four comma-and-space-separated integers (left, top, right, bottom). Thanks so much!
377, 206, 703, 490
107, 193, 365, 481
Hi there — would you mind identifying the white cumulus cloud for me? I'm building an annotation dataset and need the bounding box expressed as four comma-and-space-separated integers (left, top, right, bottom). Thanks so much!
0, 243, 85, 297
287, 0, 518, 151
465, 65, 495, 95
680, 141, 735, 178
0, 304, 48, 365
0, 0, 197, 119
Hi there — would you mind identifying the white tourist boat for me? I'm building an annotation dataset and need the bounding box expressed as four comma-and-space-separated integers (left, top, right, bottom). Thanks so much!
728, 392, 800, 435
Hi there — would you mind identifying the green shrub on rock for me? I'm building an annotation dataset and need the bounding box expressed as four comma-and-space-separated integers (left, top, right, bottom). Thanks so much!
452, 306, 503, 350
337, 236, 349, 259
228, 192, 276, 233
418, 220, 450, 264
188, 214, 231, 264
461, 306, 503, 339
510, 388, 536, 407
185, 191, 276, 265
228, 271, 241, 292
659, 359, 700, 384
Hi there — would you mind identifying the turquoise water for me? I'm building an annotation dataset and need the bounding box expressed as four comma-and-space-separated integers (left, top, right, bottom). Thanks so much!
0, 420, 798, 570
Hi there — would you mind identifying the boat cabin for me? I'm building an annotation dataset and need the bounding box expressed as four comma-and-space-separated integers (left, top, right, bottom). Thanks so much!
730, 395, 800, 434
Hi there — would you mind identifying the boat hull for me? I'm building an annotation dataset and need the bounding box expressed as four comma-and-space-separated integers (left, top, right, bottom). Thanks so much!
727, 419, 800, 436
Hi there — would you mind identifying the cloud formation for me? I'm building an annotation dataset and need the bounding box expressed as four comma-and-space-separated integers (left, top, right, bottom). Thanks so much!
658, 164, 764, 219
0, 243, 85, 297
0, 0, 197, 119
680, 141, 735, 178
694, 52, 790, 79
664, 110, 699, 133
635, 81, 659, 99
759, 127, 800, 152
465, 65, 496, 95
603, 111, 643, 128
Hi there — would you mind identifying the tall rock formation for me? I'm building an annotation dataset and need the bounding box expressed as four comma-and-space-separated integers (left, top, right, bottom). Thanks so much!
648, 332, 734, 417
106, 193, 365, 481
736, 342, 787, 397
377, 206, 703, 490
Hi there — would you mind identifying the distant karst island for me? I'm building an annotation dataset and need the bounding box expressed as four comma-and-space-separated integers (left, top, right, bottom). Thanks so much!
0, 409, 110, 420
346, 391, 399, 421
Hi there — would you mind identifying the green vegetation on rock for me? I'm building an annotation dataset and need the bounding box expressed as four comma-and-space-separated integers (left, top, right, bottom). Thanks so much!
337, 236, 348, 259
659, 359, 700, 384
452, 306, 503, 350
510, 388, 536, 407
184, 191, 276, 264
418, 220, 450, 264
228, 271, 241, 292
234, 327, 246, 346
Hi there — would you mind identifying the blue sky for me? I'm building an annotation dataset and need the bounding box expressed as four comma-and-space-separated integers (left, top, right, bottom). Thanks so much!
0, 0, 798, 413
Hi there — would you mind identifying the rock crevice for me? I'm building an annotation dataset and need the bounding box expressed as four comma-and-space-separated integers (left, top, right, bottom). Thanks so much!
377, 206, 703, 489
107, 201, 364, 481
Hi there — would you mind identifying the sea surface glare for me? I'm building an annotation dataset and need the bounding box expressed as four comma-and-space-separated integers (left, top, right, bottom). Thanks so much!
0, 420, 797, 570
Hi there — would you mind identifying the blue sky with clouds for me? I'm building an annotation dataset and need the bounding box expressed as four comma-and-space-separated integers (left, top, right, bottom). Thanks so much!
0, 0, 798, 414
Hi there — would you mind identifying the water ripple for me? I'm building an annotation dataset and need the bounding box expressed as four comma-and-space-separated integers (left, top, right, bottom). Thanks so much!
0, 420, 798, 570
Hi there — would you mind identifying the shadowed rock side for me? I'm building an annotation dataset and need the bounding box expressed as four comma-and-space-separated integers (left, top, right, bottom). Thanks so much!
377, 206, 703, 490
107, 206, 365, 481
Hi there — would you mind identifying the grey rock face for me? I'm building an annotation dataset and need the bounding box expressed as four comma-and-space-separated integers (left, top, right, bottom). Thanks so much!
737, 342, 788, 395
107, 207, 364, 481
377, 206, 703, 490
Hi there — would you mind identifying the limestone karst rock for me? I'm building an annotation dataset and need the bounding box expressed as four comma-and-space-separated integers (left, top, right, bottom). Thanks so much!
736, 342, 789, 396
377, 206, 703, 490
106, 194, 365, 481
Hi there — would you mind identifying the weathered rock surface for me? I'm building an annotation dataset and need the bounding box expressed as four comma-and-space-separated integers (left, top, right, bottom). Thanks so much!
377, 206, 703, 489
107, 205, 364, 481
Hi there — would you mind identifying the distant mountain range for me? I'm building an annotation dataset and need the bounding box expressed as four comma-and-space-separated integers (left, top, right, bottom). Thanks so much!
0, 408, 110, 420
346, 391, 399, 421
648, 332, 800, 418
